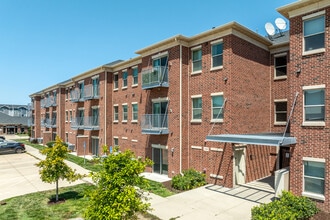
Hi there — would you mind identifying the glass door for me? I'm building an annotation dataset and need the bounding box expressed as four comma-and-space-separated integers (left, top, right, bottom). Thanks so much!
152, 147, 168, 175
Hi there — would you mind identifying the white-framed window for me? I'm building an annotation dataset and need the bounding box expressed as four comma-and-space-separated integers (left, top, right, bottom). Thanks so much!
132, 103, 138, 122
122, 104, 128, 122
192, 46, 202, 73
113, 137, 119, 147
211, 93, 224, 122
65, 110, 68, 122
303, 11, 325, 53
132, 67, 138, 86
78, 81, 84, 99
69, 110, 72, 122
303, 157, 325, 200
274, 100, 287, 124
192, 95, 202, 121
113, 105, 119, 122
122, 70, 128, 88
303, 85, 325, 126
274, 54, 287, 78
91, 106, 99, 126
92, 76, 99, 97
211, 40, 223, 69
114, 73, 118, 90
65, 89, 69, 100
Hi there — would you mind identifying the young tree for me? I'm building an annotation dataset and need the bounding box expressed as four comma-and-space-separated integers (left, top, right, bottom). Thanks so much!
84, 149, 153, 220
36, 136, 82, 202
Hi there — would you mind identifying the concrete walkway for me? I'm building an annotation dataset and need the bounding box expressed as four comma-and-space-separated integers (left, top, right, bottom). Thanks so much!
0, 135, 271, 219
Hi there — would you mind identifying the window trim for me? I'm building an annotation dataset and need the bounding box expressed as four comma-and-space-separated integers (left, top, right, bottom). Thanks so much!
113, 72, 119, 91
191, 46, 202, 74
132, 66, 139, 87
191, 95, 202, 122
274, 53, 288, 80
302, 84, 325, 126
122, 103, 128, 122
302, 11, 325, 56
302, 157, 325, 201
122, 70, 128, 89
274, 99, 287, 125
210, 39, 224, 71
131, 102, 138, 123
113, 104, 119, 123
211, 92, 224, 123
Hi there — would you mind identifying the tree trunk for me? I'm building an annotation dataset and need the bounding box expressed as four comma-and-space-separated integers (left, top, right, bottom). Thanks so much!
56, 179, 59, 202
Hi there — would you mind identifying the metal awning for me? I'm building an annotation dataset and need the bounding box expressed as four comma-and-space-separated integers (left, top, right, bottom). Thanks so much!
205, 133, 296, 147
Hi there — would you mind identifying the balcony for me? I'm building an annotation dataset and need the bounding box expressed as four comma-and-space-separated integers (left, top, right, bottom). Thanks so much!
142, 66, 169, 90
84, 84, 100, 100
70, 85, 99, 102
71, 116, 99, 130
141, 114, 169, 135
41, 97, 56, 108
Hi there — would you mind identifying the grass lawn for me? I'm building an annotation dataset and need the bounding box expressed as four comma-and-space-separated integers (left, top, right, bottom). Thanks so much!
0, 183, 93, 220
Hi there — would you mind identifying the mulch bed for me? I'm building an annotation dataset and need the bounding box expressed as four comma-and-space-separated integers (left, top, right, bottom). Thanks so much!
310, 211, 330, 220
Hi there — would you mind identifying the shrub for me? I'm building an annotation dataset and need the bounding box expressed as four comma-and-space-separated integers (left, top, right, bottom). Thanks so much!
46, 141, 67, 148
30, 138, 38, 144
171, 169, 206, 191
251, 191, 319, 220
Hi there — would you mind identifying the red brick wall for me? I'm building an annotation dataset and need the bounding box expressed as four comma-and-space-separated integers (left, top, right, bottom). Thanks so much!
288, 8, 330, 212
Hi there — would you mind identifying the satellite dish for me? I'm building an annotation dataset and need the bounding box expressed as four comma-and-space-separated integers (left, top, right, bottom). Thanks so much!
275, 18, 287, 30
265, 22, 275, 36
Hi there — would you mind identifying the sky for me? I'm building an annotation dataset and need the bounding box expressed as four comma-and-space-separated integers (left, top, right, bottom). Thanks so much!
0, 0, 296, 105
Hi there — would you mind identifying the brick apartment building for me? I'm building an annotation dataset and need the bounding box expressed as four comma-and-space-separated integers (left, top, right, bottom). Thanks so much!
29, 0, 330, 212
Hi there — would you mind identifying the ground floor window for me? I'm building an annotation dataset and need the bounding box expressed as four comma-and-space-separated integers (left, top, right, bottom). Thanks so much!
152, 144, 168, 175
303, 157, 325, 200
91, 137, 99, 156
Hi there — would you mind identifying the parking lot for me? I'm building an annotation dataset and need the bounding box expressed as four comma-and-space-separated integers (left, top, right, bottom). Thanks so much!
0, 150, 88, 201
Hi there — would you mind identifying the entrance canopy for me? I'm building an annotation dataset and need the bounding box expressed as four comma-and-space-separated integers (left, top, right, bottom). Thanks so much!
206, 133, 296, 147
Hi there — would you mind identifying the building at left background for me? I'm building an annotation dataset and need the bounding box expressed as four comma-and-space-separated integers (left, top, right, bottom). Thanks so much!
0, 104, 30, 134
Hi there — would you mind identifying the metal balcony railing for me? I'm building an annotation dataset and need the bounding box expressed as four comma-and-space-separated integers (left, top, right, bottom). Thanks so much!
70, 85, 99, 102
71, 116, 99, 130
141, 114, 169, 134
141, 66, 169, 89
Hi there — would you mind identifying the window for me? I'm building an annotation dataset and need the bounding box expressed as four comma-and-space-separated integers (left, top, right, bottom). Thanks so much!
275, 55, 287, 78
114, 106, 119, 121
65, 111, 68, 122
92, 107, 99, 126
212, 41, 223, 68
122, 104, 128, 121
114, 137, 119, 147
78, 109, 84, 126
92, 77, 99, 97
192, 96, 202, 121
65, 133, 68, 143
303, 86, 325, 124
69, 110, 72, 122
303, 158, 325, 200
132, 67, 138, 85
211, 94, 224, 121
79, 82, 84, 99
304, 14, 325, 52
66, 89, 68, 99
192, 48, 202, 72
122, 71, 128, 88
114, 73, 118, 89
275, 101, 287, 124
132, 103, 138, 121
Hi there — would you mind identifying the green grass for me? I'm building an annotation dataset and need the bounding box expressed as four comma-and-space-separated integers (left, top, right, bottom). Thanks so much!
143, 180, 175, 197
19, 140, 101, 172
0, 183, 94, 220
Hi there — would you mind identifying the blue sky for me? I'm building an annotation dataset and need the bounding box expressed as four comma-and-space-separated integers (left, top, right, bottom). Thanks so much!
0, 0, 295, 105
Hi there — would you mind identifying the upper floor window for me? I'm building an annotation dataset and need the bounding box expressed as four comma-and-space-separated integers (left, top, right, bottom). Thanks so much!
114, 73, 118, 90
114, 105, 119, 122
211, 93, 224, 122
211, 41, 223, 68
274, 55, 287, 78
92, 77, 99, 97
122, 104, 128, 122
122, 71, 128, 88
303, 85, 325, 126
132, 103, 138, 121
275, 100, 287, 124
79, 82, 84, 99
304, 13, 325, 52
192, 96, 202, 121
192, 47, 202, 73
132, 67, 138, 85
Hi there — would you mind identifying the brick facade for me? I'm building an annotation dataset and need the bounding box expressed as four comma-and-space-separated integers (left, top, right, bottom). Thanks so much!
29, 0, 330, 213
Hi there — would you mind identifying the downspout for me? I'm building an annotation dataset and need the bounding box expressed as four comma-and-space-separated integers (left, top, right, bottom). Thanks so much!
179, 41, 183, 174
104, 70, 107, 145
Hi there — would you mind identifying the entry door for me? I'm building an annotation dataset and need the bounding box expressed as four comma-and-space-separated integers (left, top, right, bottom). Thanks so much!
152, 147, 168, 175
91, 138, 99, 156
280, 147, 290, 169
234, 149, 246, 185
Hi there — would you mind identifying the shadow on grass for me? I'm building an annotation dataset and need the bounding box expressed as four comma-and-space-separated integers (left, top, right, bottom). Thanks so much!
49, 190, 84, 202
